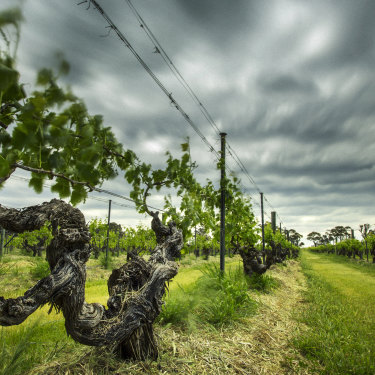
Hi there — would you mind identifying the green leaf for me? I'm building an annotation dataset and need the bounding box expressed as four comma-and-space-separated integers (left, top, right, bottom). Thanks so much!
51, 115, 69, 128
11, 126, 28, 150
79, 124, 94, 139
0, 156, 10, 177
0, 8, 23, 28
181, 142, 189, 152
152, 169, 166, 183
51, 177, 71, 198
125, 169, 136, 184
0, 63, 19, 93
36, 68, 54, 85
48, 151, 66, 170
78, 144, 101, 163
29, 96, 47, 112
59, 59, 70, 76
28, 173, 44, 194
75, 161, 100, 183
70, 184, 87, 205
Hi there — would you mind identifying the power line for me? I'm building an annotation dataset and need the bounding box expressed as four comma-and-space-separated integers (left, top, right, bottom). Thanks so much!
225, 143, 287, 226
82, 0, 220, 162
125, 0, 222, 137
87, 195, 134, 210
121, 0, 283, 228
123, 0, 268, 216
226, 142, 261, 193
122, 1, 276, 217
80, 0, 287, 228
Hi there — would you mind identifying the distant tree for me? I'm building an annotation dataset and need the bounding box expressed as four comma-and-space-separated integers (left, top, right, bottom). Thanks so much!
288, 229, 303, 246
360, 224, 371, 262
307, 231, 322, 247
345, 226, 352, 239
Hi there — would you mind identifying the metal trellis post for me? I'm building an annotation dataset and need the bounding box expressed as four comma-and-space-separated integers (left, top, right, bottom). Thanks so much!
271, 211, 276, 234
220, 132, 227, 273
260, 192, 265, 263
106, 200, 112, 265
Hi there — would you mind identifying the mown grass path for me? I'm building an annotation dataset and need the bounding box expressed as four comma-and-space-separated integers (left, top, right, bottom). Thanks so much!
296, 250, 375, 375
303, 251, 375, 300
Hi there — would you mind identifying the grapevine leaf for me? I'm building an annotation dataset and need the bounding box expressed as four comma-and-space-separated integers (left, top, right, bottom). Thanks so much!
70, 184, 87, 206
0, 156, 10, 177
28, 173, 44, 194
0, 8, 23, 28
36, 68, 54, 86
0, 63, 19, 93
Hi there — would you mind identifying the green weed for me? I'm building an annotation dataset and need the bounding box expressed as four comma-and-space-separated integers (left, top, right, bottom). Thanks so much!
99, 252, 113, 270
0, 262, 12, 276
30, 259, 50, 279
247, 273, 279, 293
0, 320, 74, 375
157, 284, 197, 330
158, 263, 257, 329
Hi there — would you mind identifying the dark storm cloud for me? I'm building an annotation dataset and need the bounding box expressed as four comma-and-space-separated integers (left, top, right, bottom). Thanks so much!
1, 0, 374, 241
174, 0, 259, 43
259, 74, 318, 96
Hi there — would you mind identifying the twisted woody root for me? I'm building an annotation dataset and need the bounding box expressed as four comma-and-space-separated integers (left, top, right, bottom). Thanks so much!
0, 199, 183, 360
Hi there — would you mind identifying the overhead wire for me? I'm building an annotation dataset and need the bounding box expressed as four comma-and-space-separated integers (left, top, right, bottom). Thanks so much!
80, 0, 287, 228
123, 0, 283, 224
83, 0, 220, 162
125, 0, 222, 137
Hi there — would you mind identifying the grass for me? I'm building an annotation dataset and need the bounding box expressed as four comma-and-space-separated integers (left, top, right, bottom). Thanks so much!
1, 250, 302, 374
98, 252, 114, 270
28, 260, 307, 375
158, 262, 258, 329
309, 251, 375, 276
294, 250, 375, 374
0, 319, 79, 375
247, 272, 279, 293
30, 259, 50, 279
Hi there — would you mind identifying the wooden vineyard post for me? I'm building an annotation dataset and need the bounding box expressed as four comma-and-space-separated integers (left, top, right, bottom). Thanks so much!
106, 199, 112, 266
220, 132, 227, 273
271, 211, 276, 234
271, 211, 277, 259
260, 192, 265, 263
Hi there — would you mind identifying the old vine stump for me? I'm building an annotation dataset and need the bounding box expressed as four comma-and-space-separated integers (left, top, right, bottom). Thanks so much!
0, 199, 182, 360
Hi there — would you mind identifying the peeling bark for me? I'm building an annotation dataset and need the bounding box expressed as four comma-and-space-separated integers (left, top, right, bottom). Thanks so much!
0, 199, 182, 360
236, 240, 298, 278
239, 246, 271, 276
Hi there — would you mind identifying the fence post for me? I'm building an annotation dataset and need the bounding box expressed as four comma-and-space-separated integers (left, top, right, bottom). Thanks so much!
106, 200, 112, 266
260, 192, 265, 263
220, 132, 227, 273
271, 211, 276, 234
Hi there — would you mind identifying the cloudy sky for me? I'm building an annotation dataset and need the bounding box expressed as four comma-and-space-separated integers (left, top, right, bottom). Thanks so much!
1, 0, 374, 244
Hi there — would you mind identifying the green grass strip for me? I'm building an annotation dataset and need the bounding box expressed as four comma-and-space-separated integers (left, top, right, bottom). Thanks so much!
295, 251, 375, 375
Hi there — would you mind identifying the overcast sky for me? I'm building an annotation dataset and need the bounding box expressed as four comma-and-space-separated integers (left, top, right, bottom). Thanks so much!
1, 0, 374, 244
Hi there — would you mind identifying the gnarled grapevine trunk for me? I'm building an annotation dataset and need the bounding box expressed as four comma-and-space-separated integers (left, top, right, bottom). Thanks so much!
238, 246, 271, 276
0, 199, 182, 360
